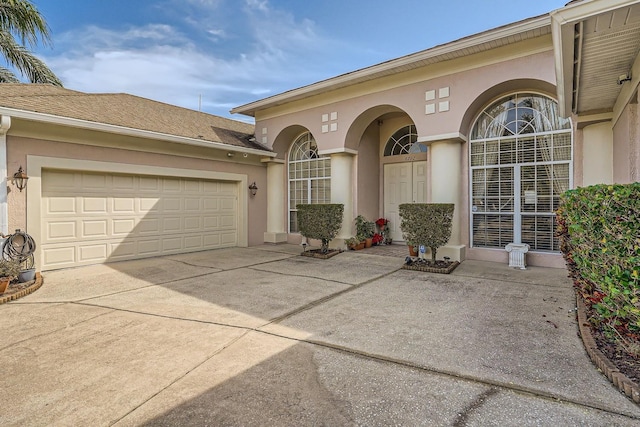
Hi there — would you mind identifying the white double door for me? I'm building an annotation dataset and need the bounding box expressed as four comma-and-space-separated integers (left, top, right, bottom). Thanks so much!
383, 161, 427, 242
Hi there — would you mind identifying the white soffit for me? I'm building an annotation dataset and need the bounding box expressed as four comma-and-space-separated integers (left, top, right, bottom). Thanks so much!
552, 0, 640, 116
232, 15, 552, 117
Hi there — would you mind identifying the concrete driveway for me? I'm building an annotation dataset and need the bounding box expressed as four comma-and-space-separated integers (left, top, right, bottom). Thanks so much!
1, 245, 639, 426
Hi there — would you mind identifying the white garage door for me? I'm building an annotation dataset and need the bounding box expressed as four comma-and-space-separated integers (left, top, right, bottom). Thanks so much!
40, 170, 238, 270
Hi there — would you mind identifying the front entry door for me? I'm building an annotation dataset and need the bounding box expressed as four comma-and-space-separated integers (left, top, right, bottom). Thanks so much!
384, 161, 427, 242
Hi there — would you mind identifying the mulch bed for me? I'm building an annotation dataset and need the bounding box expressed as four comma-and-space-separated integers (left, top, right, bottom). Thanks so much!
576, 293, 640, 403
300, 249, 342, 259
402, 259, 460, 274
0, 273, 43, 304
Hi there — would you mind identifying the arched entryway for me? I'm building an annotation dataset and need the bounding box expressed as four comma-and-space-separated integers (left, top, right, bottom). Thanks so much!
381, 124, 428, 242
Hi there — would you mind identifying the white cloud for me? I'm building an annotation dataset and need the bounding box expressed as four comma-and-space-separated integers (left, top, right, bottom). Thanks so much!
40, 0, 368, 120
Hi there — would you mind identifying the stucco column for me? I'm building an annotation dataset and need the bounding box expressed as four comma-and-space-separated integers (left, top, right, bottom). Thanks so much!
329, 151, 355, 246
0, 115, 10, 236
427, 138, 466, 261
262, 158, 288, 243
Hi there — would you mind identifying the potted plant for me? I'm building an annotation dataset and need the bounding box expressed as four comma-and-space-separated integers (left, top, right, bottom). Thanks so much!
355, 215, 375, 248
376, 218, 392, 244
0, 259, 20, 294
372, 233, 384, 245
345, 236, 365, 250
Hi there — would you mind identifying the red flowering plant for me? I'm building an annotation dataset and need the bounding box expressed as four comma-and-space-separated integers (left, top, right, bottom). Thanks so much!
375, 218, 391, 244
372, 233, 383, 245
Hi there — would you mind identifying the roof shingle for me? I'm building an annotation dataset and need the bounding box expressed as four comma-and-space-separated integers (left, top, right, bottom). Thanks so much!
0, 84, 267, 151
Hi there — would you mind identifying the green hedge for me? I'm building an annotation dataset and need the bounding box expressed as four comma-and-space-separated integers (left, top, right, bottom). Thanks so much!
296, 204, 344, 252
399, 203, 454, 263
557, 183, 640, 350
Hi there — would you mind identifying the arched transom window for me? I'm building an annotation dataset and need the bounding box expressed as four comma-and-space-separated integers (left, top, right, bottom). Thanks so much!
384, 125, 425, 156
470, 93, 572, 252
288, 132, 331, 232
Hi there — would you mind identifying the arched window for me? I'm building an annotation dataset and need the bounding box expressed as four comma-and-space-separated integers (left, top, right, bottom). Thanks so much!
384, 125, 425, 156
288, 132, 331, 232
470, 93, 572, 251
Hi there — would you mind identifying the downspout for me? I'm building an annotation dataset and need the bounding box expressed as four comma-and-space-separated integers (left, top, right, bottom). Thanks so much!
0, 115, 11, 236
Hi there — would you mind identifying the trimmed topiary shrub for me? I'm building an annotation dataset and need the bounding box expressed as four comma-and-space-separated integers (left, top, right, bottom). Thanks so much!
557, 183, 640, 354
399, 203, 454, 263
296, 204, 344, 253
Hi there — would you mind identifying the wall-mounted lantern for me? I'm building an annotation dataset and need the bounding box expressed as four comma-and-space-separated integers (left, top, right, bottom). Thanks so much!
248, 182, 258, 197
9, 166, 28, 192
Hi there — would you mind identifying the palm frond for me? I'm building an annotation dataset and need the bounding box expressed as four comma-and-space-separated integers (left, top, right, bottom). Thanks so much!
0, 30, 61, 85
0, 65, 20, 82
0, 0, 51, 48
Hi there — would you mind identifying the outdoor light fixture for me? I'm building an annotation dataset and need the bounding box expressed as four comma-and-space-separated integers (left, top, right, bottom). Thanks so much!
248, 181, 258, 196
10, 166, 28, 192
617, 72, 632, 85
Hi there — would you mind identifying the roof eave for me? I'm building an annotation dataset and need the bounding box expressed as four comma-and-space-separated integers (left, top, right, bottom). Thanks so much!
0, 107, 275, 157
551, 0, 640, 117
231, 14, 552, 117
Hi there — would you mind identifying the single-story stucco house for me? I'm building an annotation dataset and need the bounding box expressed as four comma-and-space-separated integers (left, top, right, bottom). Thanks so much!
1, 0, 638, 272
231, 0, 640, 269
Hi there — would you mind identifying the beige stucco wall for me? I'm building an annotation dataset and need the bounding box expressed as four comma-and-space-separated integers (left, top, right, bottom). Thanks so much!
582, 122, 613, 186
6, 133, 268, 247
613, 101, 640, 184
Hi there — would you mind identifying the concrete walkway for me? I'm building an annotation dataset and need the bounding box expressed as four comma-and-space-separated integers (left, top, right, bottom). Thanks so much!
1, 245, 639, 426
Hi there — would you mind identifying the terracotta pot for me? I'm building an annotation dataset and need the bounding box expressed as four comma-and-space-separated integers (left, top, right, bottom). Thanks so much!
0, 277, 10, 294
365, 238, 373, 248
355, 242, 365, 250
408, 245, 418, 257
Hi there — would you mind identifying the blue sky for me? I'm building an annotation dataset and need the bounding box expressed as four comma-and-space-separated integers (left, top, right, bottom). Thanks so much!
31, 0, 568, 121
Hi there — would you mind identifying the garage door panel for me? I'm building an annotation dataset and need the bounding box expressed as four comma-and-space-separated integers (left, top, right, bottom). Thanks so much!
138, 218, 160, 234
47, 221, 77, 240
221, 232, 237, 245
163, 198, 181, 211
184, 217, 201, 231
184, 180, 201, 192
203, 216, 219, 228
220, 215, 236, 228
162, 237, 183, 251
162, 178, 181, 192
82, 220, 108, 238
185, 198, 201, 211
113, 219, 136, 235
41, 170, 239, 270
112, 175, 135, 190
113, 198, 135, 213
139, 177, 160, 191
82, 173, 108, 189
83, 198, 108, 213
47, 197, 76, 214
140, 198, 160, 213
162, 217, 182, 232
221, 198, 235, 210
185, 235, 203, 249
137, 240, 162, 256
79, 244, 108, 262
110, 241, 137, 259
43, 246, 76, 267
43, 171, 76, 190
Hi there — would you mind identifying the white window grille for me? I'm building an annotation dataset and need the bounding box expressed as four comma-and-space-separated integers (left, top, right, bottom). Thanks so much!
288, 132, 331, 232
470, 93, 572, 252
384, 125, 425, 156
